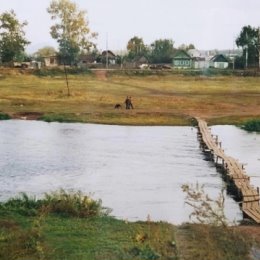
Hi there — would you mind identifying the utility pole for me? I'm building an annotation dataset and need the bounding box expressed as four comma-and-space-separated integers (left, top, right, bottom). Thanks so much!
245, 46, 248, 69
120, 50, 123, 69
245, 32, 248, 69
258, 27, 260, 70
106, 33, 109, 69
63, 23, 70, 96
232, 36, 235, 70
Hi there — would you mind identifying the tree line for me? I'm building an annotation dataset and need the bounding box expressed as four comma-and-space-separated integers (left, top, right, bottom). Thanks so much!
126, 36, 195, 64
0, 0, 259, 68
0, 0, 97, 65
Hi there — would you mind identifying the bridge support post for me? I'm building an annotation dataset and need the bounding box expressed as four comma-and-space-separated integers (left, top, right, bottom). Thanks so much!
257, 187, 259, 195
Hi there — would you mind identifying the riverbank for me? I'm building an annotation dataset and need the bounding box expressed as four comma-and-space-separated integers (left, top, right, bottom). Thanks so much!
0, 192, 259, 260
1, 70, 260, 259
0, 70, 259, 125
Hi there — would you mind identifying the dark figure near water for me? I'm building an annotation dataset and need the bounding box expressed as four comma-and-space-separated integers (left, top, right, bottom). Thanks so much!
125, 96, 134, 109
129, 96, 134, 109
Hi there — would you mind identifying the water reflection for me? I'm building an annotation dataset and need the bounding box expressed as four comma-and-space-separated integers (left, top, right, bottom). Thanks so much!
0, 120, 244, 224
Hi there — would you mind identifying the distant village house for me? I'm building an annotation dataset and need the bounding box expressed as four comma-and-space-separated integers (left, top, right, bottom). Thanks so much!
173, 49, 230, 70
172, 50, 192, 69
77, 53, 97, 68
187, 49, 209, 69
101, 50, 116, 65
43, 55, 59, 67
209, 54, 229, 69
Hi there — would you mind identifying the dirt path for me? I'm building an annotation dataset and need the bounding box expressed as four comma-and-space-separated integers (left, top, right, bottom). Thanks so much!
94, 70, 107, 80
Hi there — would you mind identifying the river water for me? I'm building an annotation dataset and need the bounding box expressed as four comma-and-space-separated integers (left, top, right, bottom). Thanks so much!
1, 120, 259, 224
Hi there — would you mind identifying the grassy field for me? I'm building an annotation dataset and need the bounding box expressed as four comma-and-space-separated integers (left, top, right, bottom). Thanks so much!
0, 191, 259, 260
0, 69, 260, 125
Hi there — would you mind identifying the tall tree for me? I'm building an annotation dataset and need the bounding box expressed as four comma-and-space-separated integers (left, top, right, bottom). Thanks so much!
0, 10, 30, 63
236, 25, 258, 68
150, 39, 174, 63
126, 36, 147, 60
47, 0, 97, 65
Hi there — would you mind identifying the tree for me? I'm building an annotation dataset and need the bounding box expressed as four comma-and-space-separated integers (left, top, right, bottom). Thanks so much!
126, 36, 148, 60
187, 43, 195, 50
178, 43, 195, 50
47, 0, 97, 65
236, 25, 258, 68
0, 10, 30, 63
150, 39, 174, 63
34, 46, 57, 61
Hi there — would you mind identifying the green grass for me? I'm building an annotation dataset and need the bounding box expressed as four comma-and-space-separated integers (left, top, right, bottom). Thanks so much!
0, 191, 259, 260
0, 191, 175, 259
39, 113, 84, 123
0, 191, 177, 260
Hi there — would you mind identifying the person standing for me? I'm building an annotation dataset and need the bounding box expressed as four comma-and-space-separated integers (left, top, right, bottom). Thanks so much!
129, 96, 134, 109
124, 96, 130, 109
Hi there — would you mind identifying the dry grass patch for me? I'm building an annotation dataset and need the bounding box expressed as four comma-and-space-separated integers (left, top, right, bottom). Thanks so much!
0, 72, 259, 125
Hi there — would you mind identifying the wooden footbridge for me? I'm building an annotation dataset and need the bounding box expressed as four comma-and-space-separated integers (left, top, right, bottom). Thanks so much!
196, 118, 260, 224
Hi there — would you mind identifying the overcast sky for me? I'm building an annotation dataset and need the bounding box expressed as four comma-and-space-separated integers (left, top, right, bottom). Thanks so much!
1, 0, 260, 53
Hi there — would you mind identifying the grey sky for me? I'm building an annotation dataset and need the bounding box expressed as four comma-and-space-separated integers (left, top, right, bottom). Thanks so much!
1, 0, 260, 53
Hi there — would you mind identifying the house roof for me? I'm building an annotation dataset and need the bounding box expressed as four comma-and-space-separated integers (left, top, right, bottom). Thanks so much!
173, 50, 192, 60
210, 54, 229, 63
101, 50, 116, 57
133, 56, 149, 63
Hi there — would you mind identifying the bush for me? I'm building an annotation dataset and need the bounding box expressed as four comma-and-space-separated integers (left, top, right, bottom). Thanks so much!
33, 67, 91, 77
0, 190, 109, 218
1, 192, 42, 216
0, 113, 11, 120
242, 119, 260, 132
43, 189, 109, 217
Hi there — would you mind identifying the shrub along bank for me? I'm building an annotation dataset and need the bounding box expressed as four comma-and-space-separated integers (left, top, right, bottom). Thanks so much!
243, 119, 260, 132
0, 113, 10, 120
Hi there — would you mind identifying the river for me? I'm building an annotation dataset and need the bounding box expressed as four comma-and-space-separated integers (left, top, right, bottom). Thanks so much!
1, 120, 259, 224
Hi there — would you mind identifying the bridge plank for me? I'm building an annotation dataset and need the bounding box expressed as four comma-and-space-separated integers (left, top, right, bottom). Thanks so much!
196, 118, 260, 224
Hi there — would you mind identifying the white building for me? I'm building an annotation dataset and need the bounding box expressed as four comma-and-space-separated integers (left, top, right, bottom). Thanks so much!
209, 54, 229, 69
